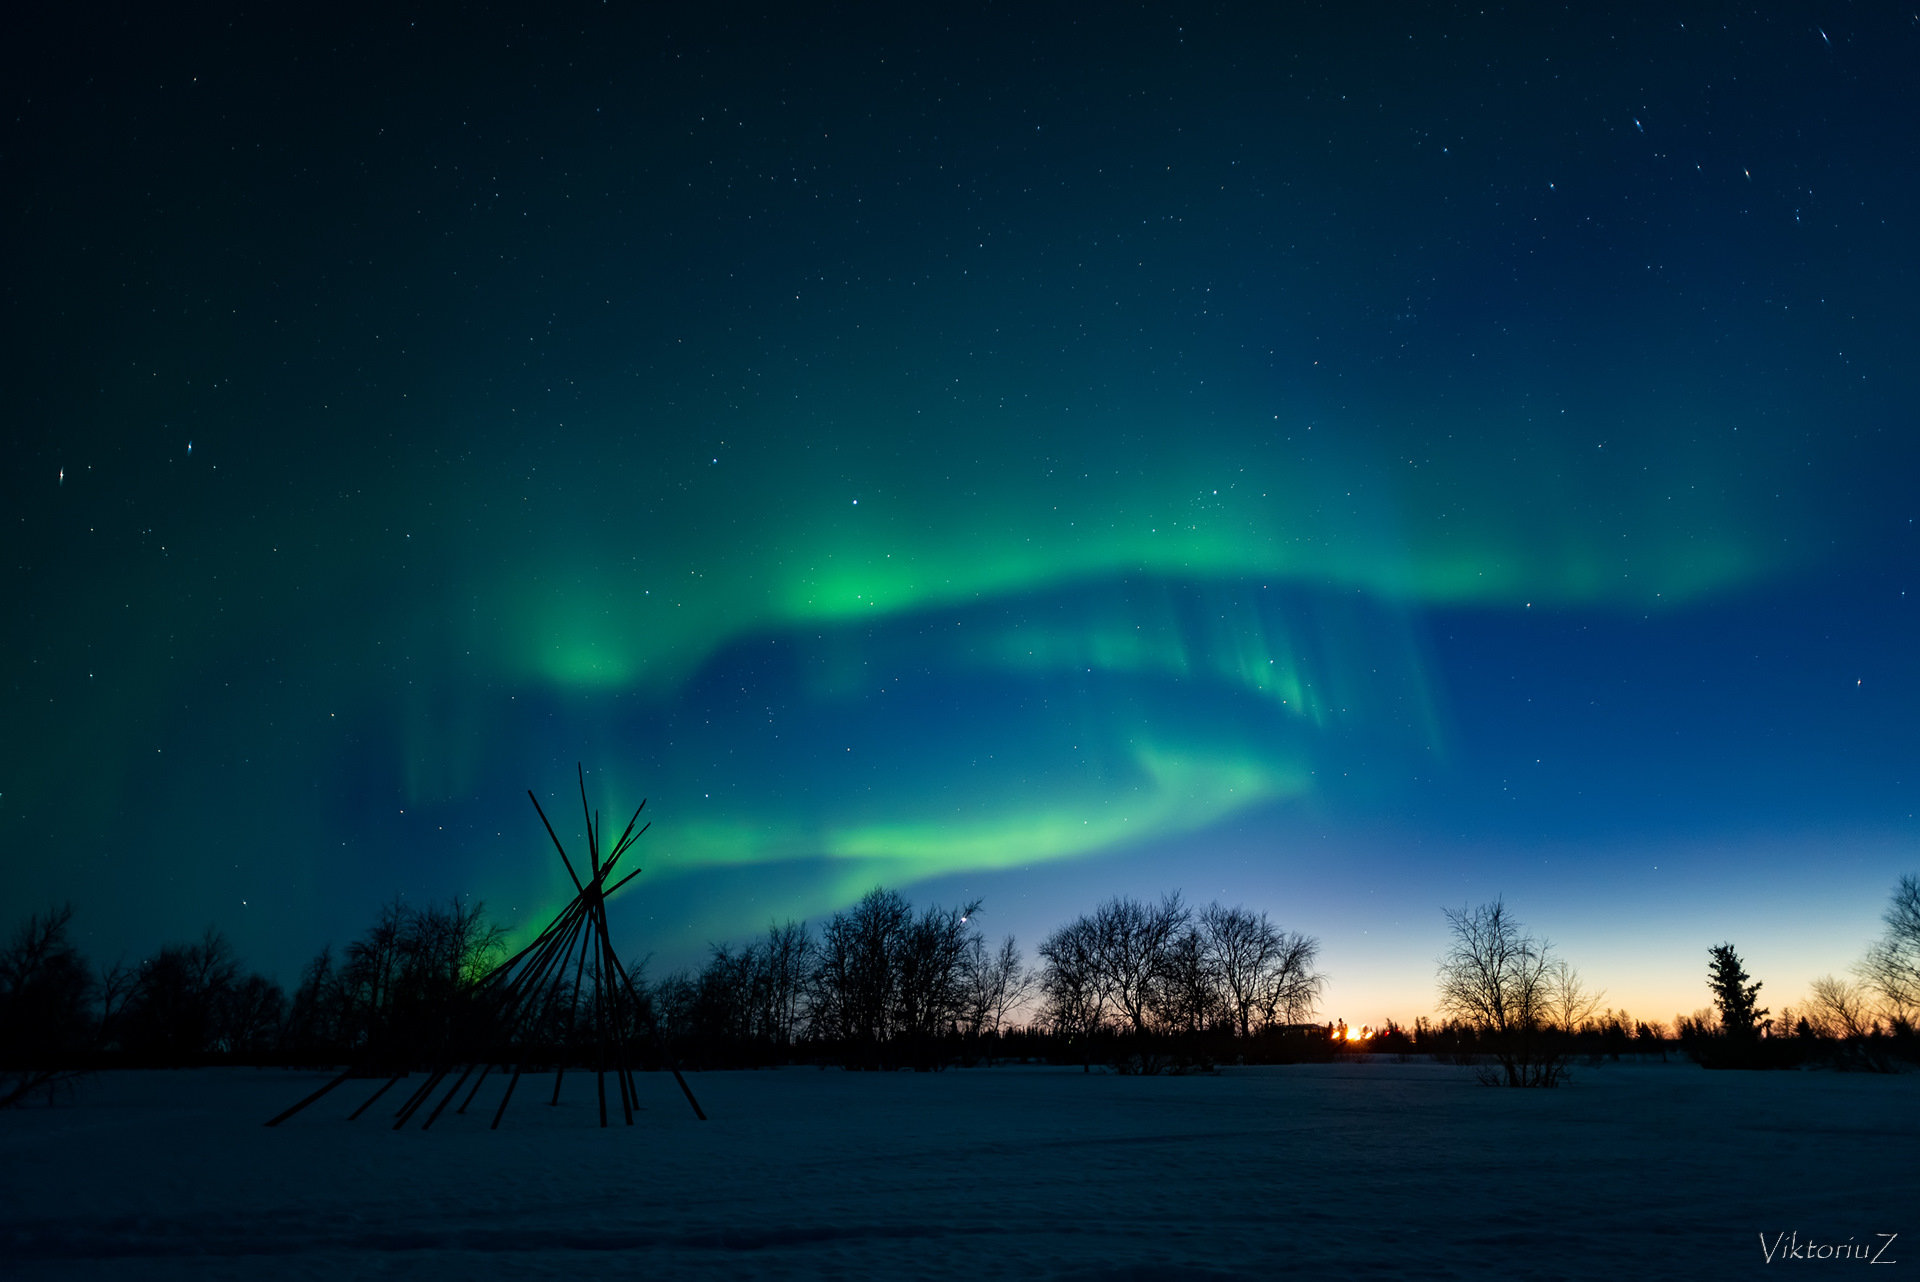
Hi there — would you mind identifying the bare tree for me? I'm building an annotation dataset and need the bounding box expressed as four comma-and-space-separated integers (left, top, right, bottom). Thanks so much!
1545, 960, 1606, 1034
756, 920, 814, 1048
1153, 923, 1220, 1035
697, 942, 759, 1045
802, 890, 978, 1067
325, 896, 508, 1063
1437, 900, 1542, 1033
1038, 915, 1110, 1071
96, 958, 136, 1050
1251, 929, 1325, 1029
121, 928, 241, 1062
652, 968, 699, 1049
894, 899, 981, 1058
1805, 974, 1875, 1039
810, 888, 911, 1057
219, 974, 287, 1054
281, 945, 345, 1057
1095, 893, 1189, 1037
1201, 904, 1272, 1038
618, 957, 657, 1045
1857, 873, 1920, 1025
1435, 899, 1567, 1087
339, 899, 407, 1046
959, 934, 1031, 1043
0, 905, 96, 1107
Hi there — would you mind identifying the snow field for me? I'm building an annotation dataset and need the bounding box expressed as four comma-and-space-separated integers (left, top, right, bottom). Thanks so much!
1, 1058, 1912, 1279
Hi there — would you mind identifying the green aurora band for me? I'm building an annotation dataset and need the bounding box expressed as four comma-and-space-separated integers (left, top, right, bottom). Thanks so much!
9, 0, 1908, 969
384, 360, 1820, 933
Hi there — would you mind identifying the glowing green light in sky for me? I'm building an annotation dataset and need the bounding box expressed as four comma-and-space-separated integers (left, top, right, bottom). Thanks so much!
664, 745, 1304, 880
485, 377, 1794, 700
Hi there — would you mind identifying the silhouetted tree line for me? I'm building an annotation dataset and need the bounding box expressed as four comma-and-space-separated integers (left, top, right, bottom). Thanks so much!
639, 890, 1011, 1070
0, 906, 97, 1106
635, 888, 1334, 1074
282, 897, 509, 1068
1, 886, 1330, 1092
14, 874, 1908, 1101
1365, 1012, 1670, 1065
0, 904, 293, 1105
1035, 893, 1325, 1073
1679, 876, 1920, 1071
0, 897, 519, 1104
1423, 883, 1920, 1084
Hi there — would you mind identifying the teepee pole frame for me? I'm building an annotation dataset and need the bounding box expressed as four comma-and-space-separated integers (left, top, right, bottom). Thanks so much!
265, 765, 704, 1129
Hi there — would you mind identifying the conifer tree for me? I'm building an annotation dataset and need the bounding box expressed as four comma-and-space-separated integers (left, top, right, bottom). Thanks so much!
1706, 943, 1769, 1039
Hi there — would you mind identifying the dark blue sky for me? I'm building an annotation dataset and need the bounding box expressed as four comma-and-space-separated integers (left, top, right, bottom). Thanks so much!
4, 3, 1915, 1020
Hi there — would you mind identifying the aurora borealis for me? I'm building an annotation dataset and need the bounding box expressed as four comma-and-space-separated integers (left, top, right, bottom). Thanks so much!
5, 4, 1917, 1020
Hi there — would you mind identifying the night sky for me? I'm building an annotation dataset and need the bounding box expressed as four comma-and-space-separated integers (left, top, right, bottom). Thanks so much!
5, 4, 1916, 1023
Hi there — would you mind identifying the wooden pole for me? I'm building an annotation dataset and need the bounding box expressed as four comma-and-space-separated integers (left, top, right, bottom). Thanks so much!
578, 764, 599, 879
606, 801, 646, 865
479, 905, 590, 1130
347, 1072, 406, 1120
489, 1063, 524, 1130
421, 1062, 477, 1130
595, 899, 636, 1126
391, 1066, 449, 1128
455, 1063, 495, 1114
526, 791, 584, 892
613, 959, 707, 1121
589, 914, 609, 1128
263, 1067, 354, 1127
670, 1064, 708, 1121
551, 912, 593, 1105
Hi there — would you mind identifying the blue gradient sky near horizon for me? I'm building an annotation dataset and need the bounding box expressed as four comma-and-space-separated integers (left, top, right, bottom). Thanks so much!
4, 3, 1916, 1024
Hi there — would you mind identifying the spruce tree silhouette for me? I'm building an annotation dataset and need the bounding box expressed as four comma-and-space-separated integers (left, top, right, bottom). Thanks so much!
1706, 943, 1769, 1040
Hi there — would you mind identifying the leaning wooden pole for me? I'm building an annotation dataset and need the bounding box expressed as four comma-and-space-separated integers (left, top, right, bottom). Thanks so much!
595, 898, 636, 1125
482, 904, 592, 1129
264, 1068, 355, 1128
551, 908, 595, 1106
347, 1072, 407, 1121
615, 959, 706, 1121
456, 1062, 495, 1115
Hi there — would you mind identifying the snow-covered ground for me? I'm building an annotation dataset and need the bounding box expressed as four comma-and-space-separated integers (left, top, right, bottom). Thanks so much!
1, 1057, 1912, 1279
